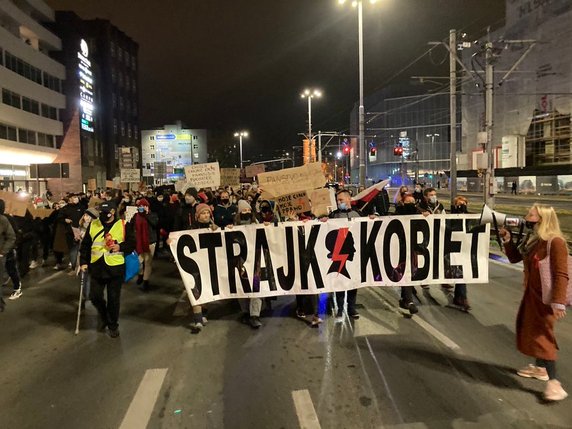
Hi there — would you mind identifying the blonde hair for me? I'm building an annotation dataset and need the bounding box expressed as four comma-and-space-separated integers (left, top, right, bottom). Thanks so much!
453, 195, 468, 205
533, 203, 567, 243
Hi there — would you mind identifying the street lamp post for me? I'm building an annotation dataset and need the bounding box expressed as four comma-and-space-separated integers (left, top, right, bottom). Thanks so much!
300, 88, 322, 164
338, 0, 378, 187
234, 131, 248, 170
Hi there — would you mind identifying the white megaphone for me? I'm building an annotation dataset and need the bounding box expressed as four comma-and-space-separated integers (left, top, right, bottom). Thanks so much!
479, 204, 524, 228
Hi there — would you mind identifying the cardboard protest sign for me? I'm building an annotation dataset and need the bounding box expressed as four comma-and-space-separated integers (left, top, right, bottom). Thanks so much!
125, 206, 138, 223
169, 215, 490, 306
184, 162, 220, 189
174, 179, 189, 193
27, 205, 54, 219
105, 180, 113, 189
0, 191, 29, 217
308, 188, 336, 217
244, 164, 265, 178
88, 197, 103, 208
120, 169, 141, 183
276, 191, 311, 215
258, 163, 326, 199
87, 178, 97, 191
220, 168, 241, 188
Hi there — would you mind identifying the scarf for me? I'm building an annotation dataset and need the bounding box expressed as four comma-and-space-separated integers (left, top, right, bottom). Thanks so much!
135, 213, 150, 254
517, 230, 540, 256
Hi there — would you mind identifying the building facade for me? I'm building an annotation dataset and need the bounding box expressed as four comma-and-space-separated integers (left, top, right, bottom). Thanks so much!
47, 12, 140, 193
0, 0, 65, 193
141, 121, 207, 185
461, 0, 572, 193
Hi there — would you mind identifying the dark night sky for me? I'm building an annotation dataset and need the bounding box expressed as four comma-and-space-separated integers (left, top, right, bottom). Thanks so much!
46, 0, 504, 157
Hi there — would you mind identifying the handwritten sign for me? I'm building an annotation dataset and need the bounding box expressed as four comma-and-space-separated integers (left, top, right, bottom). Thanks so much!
125, 206, 138, 223
27, 205, 54, 219
87, 178, 97, 191
258, 163, 326, 199
184, 162, 220, 189
220, 168, 241, 188
120, 169, 141, 183
276, 191, 311, 215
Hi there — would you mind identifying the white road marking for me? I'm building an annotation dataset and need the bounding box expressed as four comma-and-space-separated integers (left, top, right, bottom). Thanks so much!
119, 368, 168, 429
411, 315, 460, 351
292, 389, 321, 429
38, 271, 64, 285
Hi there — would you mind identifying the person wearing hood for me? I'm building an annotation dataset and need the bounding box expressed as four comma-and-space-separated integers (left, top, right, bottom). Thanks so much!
0, 199, 17, 305
233, 199, 263, 329
256, 200, 275, 224
79, 201, 136, 338
214, 190, 237, 228
131, 198, 158, 292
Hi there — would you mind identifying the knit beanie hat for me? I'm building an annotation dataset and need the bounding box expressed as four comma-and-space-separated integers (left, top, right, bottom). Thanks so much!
237, 199, 251, 213
195, 203, 212, 220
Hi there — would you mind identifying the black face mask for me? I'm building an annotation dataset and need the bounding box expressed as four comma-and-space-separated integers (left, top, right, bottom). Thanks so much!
240, 213, 251, 221
220, 199, 229, 205
454, 205, 467, 214
261, 206, 271, 213
99, 211, 112, 223
525, 221, 537, 230
402, 203, 417, 215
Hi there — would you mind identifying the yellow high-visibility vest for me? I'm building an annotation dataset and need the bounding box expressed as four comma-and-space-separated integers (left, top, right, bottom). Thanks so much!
89, 219, 125, 266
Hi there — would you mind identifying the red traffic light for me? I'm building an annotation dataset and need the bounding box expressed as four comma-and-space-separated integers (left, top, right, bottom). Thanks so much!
393, 146, 403, 156
343, 146, 350, 154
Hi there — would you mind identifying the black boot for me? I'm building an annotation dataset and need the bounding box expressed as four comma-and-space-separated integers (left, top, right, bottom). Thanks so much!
136, 274, 144, 285
0, 297, 5, 312
139, 280, 149, 292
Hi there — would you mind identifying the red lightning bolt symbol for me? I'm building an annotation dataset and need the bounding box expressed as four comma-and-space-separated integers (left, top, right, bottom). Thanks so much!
332, 228, 350, 275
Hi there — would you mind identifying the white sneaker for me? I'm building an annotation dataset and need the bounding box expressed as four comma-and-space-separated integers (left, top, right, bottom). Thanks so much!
544, 380, 568, 401
29, 260, 39, 269
190, 322, 203, 333
9, 289, 22, 300
202, 316, 208, 325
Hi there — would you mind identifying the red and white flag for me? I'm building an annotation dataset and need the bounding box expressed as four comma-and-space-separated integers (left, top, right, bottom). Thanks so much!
351, 179, 390, 205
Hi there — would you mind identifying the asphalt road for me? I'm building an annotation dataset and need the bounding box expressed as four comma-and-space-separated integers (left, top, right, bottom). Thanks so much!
1, 255, 572, 429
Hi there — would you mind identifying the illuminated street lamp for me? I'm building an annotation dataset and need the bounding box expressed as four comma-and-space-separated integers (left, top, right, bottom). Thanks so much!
234, 131, 248, 170
338, 0, 378, 186
300, 88, 322, 162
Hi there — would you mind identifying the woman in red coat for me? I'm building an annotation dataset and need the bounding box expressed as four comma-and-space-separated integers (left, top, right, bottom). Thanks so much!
500, 204, 569, 401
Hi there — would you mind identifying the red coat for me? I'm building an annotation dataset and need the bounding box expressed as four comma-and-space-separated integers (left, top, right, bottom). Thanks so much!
504, 237, 569, 361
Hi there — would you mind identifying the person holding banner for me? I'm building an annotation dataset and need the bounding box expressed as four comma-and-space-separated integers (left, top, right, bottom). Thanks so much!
233, 199, 263, 329
79, 201, 136, 338
328, 190, 362, 320
500, 204, 569, 401
419, 188, 446, 291
449, 196, 471, 311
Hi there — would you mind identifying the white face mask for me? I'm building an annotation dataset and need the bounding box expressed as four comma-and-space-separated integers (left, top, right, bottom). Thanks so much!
429, 195, 437, 204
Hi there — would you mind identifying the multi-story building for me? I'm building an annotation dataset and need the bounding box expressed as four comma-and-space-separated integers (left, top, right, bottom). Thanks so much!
141, 121, 207, 185
350, 85, 461, 187
461, 0, 572, 193
0, 0, 65, 193
47, 12, 140, 193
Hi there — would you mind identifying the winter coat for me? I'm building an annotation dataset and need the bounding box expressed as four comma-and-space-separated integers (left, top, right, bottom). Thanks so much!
504, 237, 569, 361
0, 214, 16, 255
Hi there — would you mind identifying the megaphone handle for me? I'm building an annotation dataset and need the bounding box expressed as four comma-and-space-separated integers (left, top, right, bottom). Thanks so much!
491, 212, 503, 249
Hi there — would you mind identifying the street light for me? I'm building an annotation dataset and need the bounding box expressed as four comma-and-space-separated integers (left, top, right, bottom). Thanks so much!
300, 89, 322, 164
338, 0, 378, 187
234, 131, 248, 170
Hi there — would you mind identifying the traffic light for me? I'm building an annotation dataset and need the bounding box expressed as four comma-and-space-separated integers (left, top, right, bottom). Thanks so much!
369, 147, 377, 157
343, 146, 350, 155
393, 146, 403, 156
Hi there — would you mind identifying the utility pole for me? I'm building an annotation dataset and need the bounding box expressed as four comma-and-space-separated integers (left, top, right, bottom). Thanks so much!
449, 29, 457, 205
484, 40, 495, 207
318, 131, 322, 163
357, 1, 366, 187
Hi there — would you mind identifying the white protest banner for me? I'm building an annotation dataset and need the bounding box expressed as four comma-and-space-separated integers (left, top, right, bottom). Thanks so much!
120, 169, 141, 183
220, 168, 241, 188
258, 163, 326, 199
125, 206, 138, 223
276, 191, 311, 215
169, 215, 490, 305
244, 164, 265, 178
308, 188, 336, 217
184, 162, 220, 189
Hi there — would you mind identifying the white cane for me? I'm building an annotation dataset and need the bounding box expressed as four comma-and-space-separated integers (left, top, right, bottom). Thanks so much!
75, 270, 86, 335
